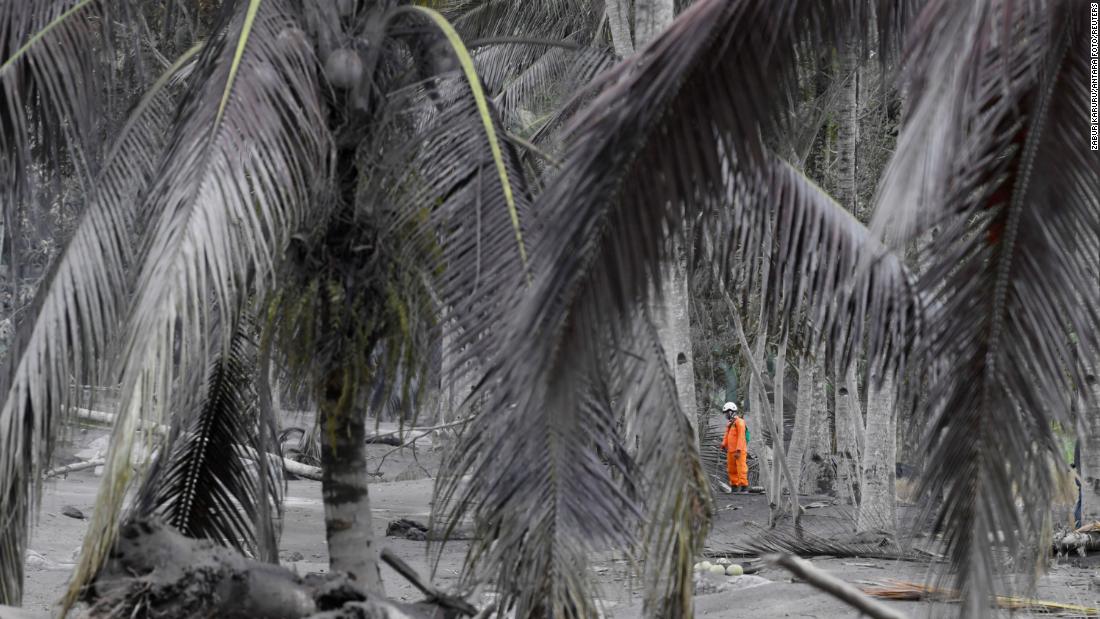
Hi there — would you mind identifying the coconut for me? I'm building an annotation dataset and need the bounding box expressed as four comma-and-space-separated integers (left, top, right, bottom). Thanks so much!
693, 562, 704, 572
714, 557, 732, 566
698, 561, 713, 571
725, 564, 744, 576
708, 565, 727, 575
325, 48, 363, 90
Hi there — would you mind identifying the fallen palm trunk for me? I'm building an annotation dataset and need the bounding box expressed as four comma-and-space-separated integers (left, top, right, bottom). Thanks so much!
1054, 522, 1100, 554
91, 519, 472, 618
72, 407, 324, 481
767, 554, 910, 619
44, 459, 106, 478
861, 580, 1098, 616
1053, 530, 1100, 554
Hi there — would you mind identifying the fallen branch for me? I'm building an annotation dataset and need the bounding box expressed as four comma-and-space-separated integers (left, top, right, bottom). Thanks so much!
1053, 529, 1100, 554
861, 580, 1099, 616
767, 554, 910, 619
364, 435, 402, 446
72, 407, 324, 482
370, 416, 477, 475
44, 459, 105, 478
381, 548, 478, 616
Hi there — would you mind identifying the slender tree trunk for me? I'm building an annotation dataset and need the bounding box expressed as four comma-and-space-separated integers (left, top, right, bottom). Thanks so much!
748, 326, 771, 492
318, 370, 383, 593
605, 0, 634, 58
834, 362, 862, 507
836, 39, 861, 219
769, 335, 789, 522
636, 0, 698, 443
1081, 366, 1100, 522
800, 357, 831, 495
655, 260, 699, 440
787, 350, 817, 494
633, 0, 673, 47
857, 370, 897, 533
1079, 253, 1100, 522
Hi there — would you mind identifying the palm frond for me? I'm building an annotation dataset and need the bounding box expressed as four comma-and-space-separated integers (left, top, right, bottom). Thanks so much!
436, 1, 921, 614
489, 44, 614, 135
136, 324, 283, 560
0, 0, 105, 212
377, 11, 539, 384
67, 0, 328, 606
0, 40, 197, 605
880, 2, 1100, 611
443, 0, 600, 75
628, 317, 711, 617
443, 0, 612, 149
435, 323, 640, 618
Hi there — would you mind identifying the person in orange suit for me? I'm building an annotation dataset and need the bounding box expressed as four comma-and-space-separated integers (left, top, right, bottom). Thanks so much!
720, 402, 749, 493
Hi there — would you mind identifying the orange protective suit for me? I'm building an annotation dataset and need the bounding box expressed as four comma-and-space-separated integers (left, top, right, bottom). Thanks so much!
721, 417, 748, 487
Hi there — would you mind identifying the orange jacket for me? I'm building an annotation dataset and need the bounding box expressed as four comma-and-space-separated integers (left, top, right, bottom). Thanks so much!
721, 417, 747, 454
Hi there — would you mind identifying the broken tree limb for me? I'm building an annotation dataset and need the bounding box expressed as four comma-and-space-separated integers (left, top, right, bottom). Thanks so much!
1053, 529, 1100, 554
381, 548, 478, 616
767, 554, 910, 619
44, 459, 106, 478
72, 407, 324, 482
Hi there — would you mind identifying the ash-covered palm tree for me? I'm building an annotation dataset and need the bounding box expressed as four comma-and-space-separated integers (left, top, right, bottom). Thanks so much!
435, 0, 1098, 617
0, 0, 532, 609
1, 1, 1098, 618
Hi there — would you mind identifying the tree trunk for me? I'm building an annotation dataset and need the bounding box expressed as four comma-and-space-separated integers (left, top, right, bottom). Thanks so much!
787, 351, 817, 495
747, 326, 772, 492
633, 0, 674, 47
655, 260, 699, 440
318, 370, 384, 593
836, 39, 861, 219
1081, 365, 1100, 523
834, 362, 862, 507
605, 0, 634, 58
769, 335, 789, 522
831, 36, 864, 514
857, 370, 897, 534
801, 357, 832, 495
636, 0, 697, 444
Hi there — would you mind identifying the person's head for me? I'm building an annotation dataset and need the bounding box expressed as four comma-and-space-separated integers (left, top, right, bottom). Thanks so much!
722, 401, 738, 419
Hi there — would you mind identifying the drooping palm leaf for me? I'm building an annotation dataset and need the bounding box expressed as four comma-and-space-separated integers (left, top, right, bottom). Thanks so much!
871, 1, 1100, 612
67, 0, 329, 606
624, 317, 711, 617
0, 40, 199, 605
436, 0, 921, 614
436, 320, 640, 619
378, 7, 540, 387
0, 1, 104, 217
442, 0, 614, 153
135, 323, 283, 560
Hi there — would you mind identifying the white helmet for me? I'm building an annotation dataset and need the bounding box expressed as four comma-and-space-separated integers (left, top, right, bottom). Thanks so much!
722, 402, 738, 413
